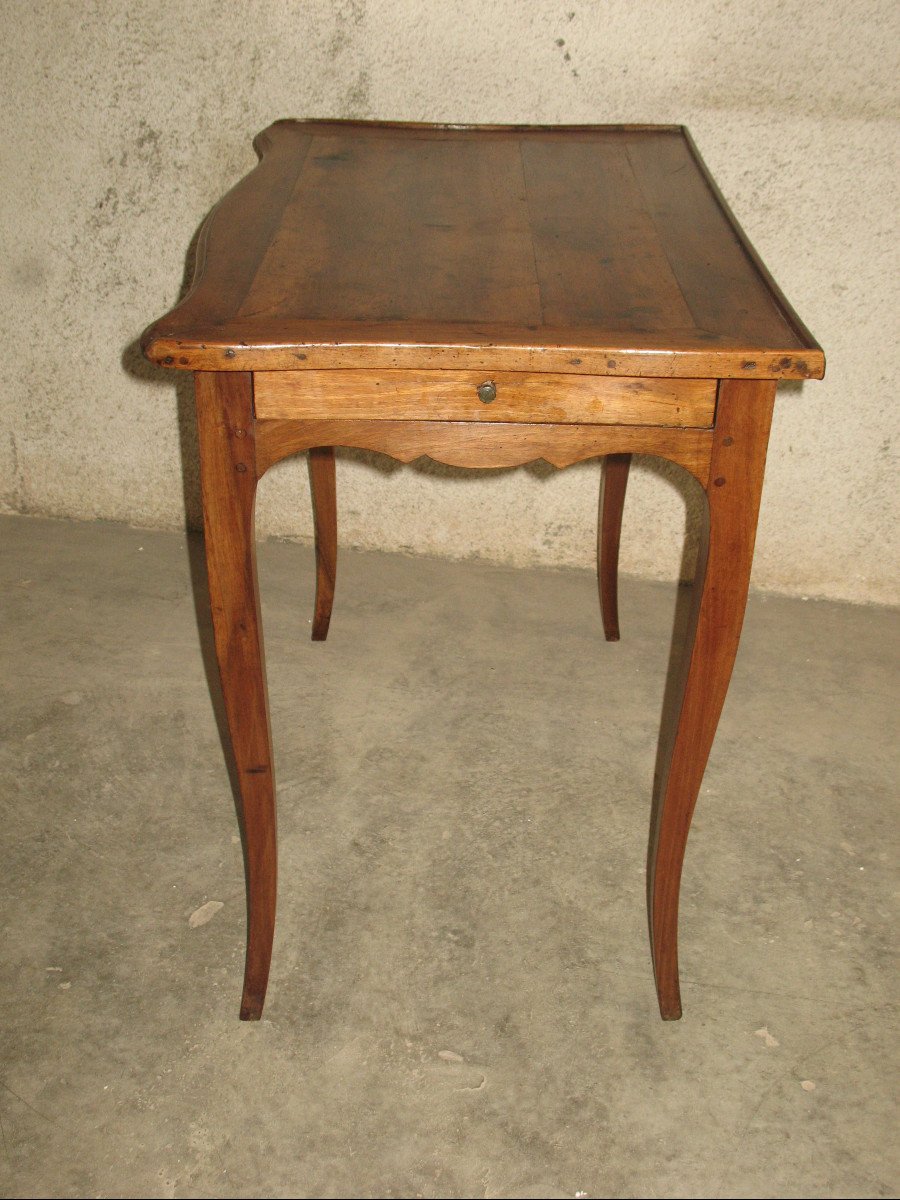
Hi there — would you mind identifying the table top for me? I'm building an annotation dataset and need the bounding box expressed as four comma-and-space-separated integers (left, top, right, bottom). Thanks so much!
142, 120, 824, 381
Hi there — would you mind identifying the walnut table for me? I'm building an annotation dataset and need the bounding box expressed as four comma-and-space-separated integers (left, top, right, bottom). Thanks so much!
142, 120, 824, 1021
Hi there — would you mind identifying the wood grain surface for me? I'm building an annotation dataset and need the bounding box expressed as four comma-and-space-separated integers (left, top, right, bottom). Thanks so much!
142, 120, 824, 380
253, 370, 717, 426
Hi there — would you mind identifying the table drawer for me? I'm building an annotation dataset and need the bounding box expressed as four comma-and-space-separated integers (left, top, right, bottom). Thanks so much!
253, 370, 717, 427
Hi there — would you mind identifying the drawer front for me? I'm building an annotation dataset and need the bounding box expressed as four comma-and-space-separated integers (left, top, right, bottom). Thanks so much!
253, 370, 717, 427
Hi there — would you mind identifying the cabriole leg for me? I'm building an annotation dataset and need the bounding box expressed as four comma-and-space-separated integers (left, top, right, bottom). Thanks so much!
196, 371, 276, 1020
308, 447, 337, 641
598, 453, 631, 640
649, 381, 776, 1019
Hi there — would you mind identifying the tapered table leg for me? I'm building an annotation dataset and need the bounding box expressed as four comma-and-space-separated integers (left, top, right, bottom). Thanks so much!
649, 380, 776, 1019
598, 453, 631, 641
196, 372, 276, 1021
308, 447, 337, 641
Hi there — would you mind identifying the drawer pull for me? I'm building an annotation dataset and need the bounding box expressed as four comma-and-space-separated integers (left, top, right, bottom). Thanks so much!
477, 381, 497, 404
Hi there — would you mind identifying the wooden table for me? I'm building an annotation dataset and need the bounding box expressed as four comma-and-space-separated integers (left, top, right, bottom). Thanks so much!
142, 120, 824, 1021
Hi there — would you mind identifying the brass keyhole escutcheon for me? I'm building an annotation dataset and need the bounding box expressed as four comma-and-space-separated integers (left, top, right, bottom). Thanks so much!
477, 381, 497, 404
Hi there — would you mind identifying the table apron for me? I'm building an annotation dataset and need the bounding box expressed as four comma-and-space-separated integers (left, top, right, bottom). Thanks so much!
253, 416, 714, 484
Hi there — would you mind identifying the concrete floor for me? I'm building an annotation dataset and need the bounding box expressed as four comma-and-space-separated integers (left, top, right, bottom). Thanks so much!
0, 513, 897, 1199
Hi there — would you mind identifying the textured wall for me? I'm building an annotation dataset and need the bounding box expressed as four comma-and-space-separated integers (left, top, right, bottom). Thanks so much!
1, 0, 897, 603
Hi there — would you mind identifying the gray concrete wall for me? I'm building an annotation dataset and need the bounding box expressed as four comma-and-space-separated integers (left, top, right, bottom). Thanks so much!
1, 0, 897, 604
